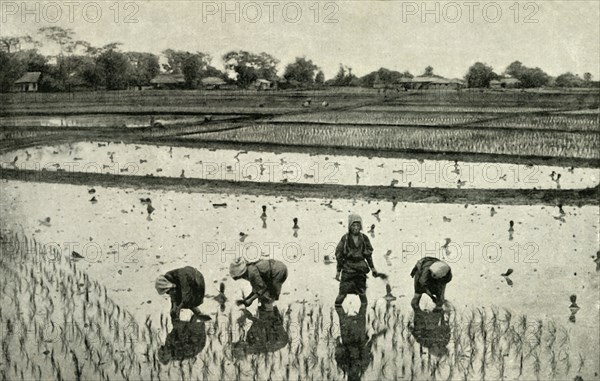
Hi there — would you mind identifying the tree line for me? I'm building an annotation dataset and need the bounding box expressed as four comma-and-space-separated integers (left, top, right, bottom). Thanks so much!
0, 27, 595, 92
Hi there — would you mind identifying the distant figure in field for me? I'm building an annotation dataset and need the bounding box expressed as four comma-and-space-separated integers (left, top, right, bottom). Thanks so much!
230, 258, 288, 311
335, 213, 379, 306
155, 266, 210, 321
410, 257, 452, 310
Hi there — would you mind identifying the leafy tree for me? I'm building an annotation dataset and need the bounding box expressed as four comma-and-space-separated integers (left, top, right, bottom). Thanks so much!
12, 49, 47, 72
315, 70, 325, 84
332, 64, 345, 83
283, 57, 319, 84
328, 64, 357, 86
37, 26, 76, 55
0, 37, 21, 53
0, 49, 53, 91
504, 61, 550, 88
162, 49, 211, 75
0, 52, 15, 91
505, 61, 524, 78
583, 72, 592, 82
181, 53, 201, 88
223, 50, 279, 87
465, 62, 498, 88
423, 66, 434, 76
96, 49, 132, 90
359, 67, 411, 87
0, 35, 39, 53
0, 49, 49, 91
200, 65, 227, 80
78, 57, 102, 90
555, 72, 585, 88
126, 52, 160, 87
519, 67, 550, 88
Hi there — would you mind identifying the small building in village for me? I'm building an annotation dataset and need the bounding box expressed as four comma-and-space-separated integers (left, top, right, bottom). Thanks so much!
490, 77, 522, 89
150, 73, 185, 89
254, 79, 273, 91
201, 77, 226, 89
14, 72, 41, 92
393, 76, 465, 91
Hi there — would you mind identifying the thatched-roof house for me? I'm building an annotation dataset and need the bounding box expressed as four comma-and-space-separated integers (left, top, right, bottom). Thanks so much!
501, 77, 521, 88
399, 76, 464, 90
150, 74, 185, 89
254, 79, 273, 91
201, 77, 226, 89
490, 77, 521, 89
14, 72, 41, 92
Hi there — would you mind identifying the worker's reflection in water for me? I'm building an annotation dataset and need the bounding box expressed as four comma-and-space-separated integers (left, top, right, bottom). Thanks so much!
335, 304, 387, 381
409, 309, 451, 357
232, 306, 289, 357
157, 316, 207, 364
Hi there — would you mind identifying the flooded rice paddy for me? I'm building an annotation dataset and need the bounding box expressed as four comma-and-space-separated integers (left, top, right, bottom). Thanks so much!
0, 178, 598, 380
1, 141, 598, 190
0, 114, 239, 128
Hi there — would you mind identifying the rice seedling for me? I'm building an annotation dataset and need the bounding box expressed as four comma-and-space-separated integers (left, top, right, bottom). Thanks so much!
531, 349, 541, 380
577, 352, 585, 373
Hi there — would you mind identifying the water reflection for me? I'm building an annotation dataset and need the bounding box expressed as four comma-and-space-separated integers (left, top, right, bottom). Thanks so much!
4, 141, 598, 190
409, 309, 451, 357
335, 305, 386, 381
232, 307, 289, 357
157, 318, 207, 364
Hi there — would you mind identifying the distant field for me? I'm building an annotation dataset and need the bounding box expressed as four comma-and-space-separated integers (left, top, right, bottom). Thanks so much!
1, 89, 598, 162
0, 89, 375, 116
2, 88, 597, 113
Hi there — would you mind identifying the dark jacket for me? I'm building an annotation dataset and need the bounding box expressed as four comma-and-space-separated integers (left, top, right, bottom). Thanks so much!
164, 266, 205, 308
335, 233, 374, 275
410, 257, 452, 295
247, 259, 288, 300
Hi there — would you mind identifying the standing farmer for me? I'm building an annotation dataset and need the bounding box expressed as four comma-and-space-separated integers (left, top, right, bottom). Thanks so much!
335, 213, 379, 306
410, 257, 452, 310
230, 258, 288, 311
155, 266, 209, 321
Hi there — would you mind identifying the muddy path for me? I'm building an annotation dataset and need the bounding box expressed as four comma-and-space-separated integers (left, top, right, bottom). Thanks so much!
2, 168, 597, 206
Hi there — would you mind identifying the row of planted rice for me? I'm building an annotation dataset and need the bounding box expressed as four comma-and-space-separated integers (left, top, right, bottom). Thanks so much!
184, 123, 599, 159
4, 229, 587, 381
557, 108, 600, 115
269, 112, 599, 132
477, 114, 599, 131
356, 105, 564, 113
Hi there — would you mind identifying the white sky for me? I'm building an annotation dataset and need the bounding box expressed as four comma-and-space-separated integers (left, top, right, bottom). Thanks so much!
1, 0, 599, 79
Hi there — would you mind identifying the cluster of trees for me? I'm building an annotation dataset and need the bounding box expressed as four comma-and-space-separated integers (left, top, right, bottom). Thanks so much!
465, 61, 595, 89
1, 27, 596, 92
0, 27, 163, 92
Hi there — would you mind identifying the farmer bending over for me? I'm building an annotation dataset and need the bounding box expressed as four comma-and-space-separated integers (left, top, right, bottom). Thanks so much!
230, 258, 288, 311
335, 213, 379, 306
155, 266, 209, 321
410, 257, 452, 310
